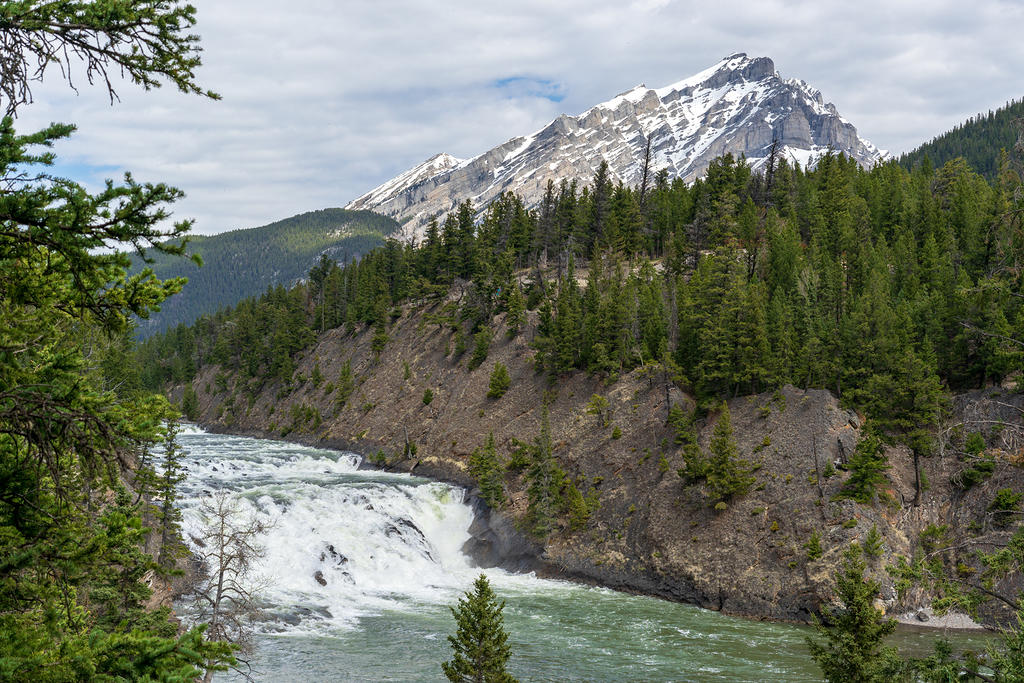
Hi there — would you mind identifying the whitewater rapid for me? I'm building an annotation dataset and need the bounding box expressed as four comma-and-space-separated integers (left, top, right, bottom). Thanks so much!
175, 426, 545, 636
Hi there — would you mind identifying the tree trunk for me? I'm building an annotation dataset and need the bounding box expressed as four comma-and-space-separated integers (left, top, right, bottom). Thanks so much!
913, 450, 922, 507
664, 377, 671, 424
812, 434, 826, 521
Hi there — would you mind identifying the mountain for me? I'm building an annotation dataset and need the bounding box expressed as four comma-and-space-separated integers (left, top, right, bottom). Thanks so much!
898, 97, 1024, 181
347, 53, 885, 239
133, 208, 399, 338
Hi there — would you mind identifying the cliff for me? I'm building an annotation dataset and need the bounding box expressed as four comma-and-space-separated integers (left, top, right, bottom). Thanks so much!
176, 302, 1024, 627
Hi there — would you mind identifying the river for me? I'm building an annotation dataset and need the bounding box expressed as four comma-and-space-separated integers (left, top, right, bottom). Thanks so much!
173, 427, 987, 682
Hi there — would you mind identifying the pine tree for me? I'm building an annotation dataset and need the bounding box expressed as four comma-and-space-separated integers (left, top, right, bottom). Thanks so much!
691, 248, 751, 396
335, 360, 355, 409
589, 161, 613, 255
181, 383, 200, 420
863, 525, 884, 559
156, 422, 188, 569
526, 406, 563, 537
806, 546, 901, 682
455, 200, 478, 280
469, 433, 505, 509
805, 531, 823, 561
88, 487, 162, 631
469, 327, 492, 370
551, 260, 583, 373
835, 434, 890, 504
634, 262, 668, 363
504, 281, 526, 336
442, 575, 517, 683
487, 363, 511, 399
584, 393, 610, 427
705, 402, 755, 505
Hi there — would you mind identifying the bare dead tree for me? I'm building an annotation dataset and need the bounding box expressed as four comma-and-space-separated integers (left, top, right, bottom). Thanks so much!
637, 135, 653, 211
187, 491, 270, 683
763, 137, 780, 206
940, 393, 1024, 465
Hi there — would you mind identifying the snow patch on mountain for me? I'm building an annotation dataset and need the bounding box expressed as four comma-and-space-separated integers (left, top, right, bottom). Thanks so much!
346, 53, 886, 241
348, 153, 465, 210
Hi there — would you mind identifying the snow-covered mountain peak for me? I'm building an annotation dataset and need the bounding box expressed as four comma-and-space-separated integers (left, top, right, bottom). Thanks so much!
654, 53, 771, 95
346, 54, 885, 241
348, 152, 465, 210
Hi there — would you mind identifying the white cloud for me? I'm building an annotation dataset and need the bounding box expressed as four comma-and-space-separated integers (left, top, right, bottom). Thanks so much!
12, 0, 1024, 235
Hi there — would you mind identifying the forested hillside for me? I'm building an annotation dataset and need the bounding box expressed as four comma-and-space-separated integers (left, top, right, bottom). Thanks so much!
132, 208, 398, 337
898, 97, 1024, 181
143, 151, 1024, 453
8, 0, 1019, 675
143, 141, 1024, 666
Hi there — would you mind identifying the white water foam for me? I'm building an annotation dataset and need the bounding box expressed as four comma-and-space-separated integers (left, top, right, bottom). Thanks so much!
176, 431, 530, 635
177, 423, 208, 437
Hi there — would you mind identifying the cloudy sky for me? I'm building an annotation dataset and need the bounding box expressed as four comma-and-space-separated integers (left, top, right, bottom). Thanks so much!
15, 0, 1024, 235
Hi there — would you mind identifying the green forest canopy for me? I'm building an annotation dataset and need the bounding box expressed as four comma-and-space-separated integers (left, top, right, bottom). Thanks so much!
131, 208, 398, 337
141, 145, 1024, 467
898, 97, 1024, 182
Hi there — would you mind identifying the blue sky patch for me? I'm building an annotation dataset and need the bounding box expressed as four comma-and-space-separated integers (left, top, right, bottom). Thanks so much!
492, 76, 566, 103
46, 160, 123, 187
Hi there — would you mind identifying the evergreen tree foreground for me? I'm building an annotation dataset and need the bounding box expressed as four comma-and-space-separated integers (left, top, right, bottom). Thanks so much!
442, 574, 518, 683
806, 546, 901, 682
0, 1, 236, 678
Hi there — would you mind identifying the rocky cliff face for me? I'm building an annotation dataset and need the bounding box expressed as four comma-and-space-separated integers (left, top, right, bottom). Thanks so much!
346, 53, 885, 240
180, 303, 1023, 627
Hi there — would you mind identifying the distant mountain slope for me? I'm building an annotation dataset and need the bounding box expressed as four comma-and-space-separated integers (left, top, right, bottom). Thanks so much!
134, 208, 399, 338
898, 98, 1024, 180
347, 53, 884, 240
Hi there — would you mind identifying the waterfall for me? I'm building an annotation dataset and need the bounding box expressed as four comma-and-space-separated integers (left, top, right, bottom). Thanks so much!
177, 429, 478, 633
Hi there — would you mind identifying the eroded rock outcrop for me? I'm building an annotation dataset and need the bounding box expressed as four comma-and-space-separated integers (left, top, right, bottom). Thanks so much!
182, 304, 1022, 626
